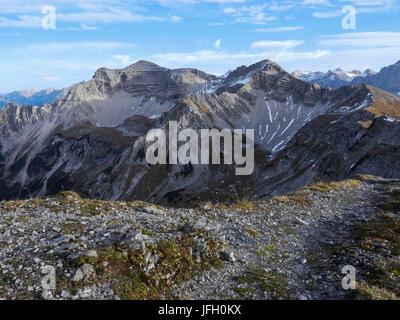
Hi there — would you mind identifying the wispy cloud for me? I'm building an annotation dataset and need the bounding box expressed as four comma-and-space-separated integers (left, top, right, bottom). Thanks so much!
21, 41, 137, 53
0, 1, 182, 28
317, 32, 400, 47
223, 4, 276, 24
251, 40, 304, 50
252, 26, 305, 32
214, 39, 222, 49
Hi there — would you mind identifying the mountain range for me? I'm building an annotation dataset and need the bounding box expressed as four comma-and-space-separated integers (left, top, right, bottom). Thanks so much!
0, 88, 68, 108
292, 60, 400, 97
1, 59, 400, 206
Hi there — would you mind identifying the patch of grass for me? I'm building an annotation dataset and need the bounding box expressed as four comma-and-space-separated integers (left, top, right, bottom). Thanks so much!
244, 227, 261, 237
358, 120, 373, 129
231, 199, 256, 212
365, 86, 400, 120
254, 249, 268, 257
271, 223, 296, 236
273, 191, 312, 207
357, 282, 399, 300
350, 212, 400, 299
233, 286, 256, 299
0, 191, 164, 216
377, 189, 400, 213
265, 238, 278, 253
354, 174, 380, 182
352, 212, 400, 255
307, 179, 362, 193
238, 267, 293, 299
84, 234, 223, 300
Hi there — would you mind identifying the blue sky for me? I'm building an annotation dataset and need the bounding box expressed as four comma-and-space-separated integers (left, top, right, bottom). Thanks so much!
0, 0, 399, 92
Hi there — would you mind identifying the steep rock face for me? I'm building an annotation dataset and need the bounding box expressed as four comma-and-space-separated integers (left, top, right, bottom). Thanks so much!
253, 85, 400, 198
351, 60, 400, 97
1, 59, 400, 206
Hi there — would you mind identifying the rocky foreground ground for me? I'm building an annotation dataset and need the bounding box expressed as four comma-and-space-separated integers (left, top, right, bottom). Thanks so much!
0, 175, 399, 300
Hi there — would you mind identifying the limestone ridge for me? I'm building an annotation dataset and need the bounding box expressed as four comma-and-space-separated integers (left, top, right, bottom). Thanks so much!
1, 59, 400, 205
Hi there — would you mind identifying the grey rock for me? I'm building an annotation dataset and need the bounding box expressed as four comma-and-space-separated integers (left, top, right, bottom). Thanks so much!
72, 264, 94, 282
220, 251, 236, 263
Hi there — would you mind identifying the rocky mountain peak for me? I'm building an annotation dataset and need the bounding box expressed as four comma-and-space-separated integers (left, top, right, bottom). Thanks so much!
364, 68, 377, 76
125, 60, 166, 72
222, 59, 284, 86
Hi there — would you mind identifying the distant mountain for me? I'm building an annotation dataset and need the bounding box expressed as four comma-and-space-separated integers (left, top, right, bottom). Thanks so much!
1, 59, 400, 206
0, 88, 68, 108
292, 60, 400, 97
351, 60, 400, 97
292, 68, 372, 90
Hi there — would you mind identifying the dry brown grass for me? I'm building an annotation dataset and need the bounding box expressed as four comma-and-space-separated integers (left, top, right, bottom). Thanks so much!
351, 212, 400, 299
231, 199, 256, 212
307, 179, 362, 193
357, 282, 399, 300
273, 192, 312, 207
354, 174, 380, 182
244, 226, 261, 237
0, 191, 164, 216
365, 86, 400, 120
352, 212, 400, 254
358, 120, 373, 128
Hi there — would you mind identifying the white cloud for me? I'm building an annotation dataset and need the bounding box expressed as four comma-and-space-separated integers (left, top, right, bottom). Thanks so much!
312, 10, 342, 17
112, 54, 132, 65
223, 4, 276, 24
253, 26, 305, 32
251, 40, 304, 50
20, 41, 137, 54
317, 32, 400, 47
41, 75, 61, 81
150, 47, 329, 72
302, 0, 334, 6
214, 39, 222, 49
0, 15, 42, 28
57, 7, 181, 24
0, 1, 182, 28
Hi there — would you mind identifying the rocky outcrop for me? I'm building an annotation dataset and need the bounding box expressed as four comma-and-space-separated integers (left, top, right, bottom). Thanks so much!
1, 176, 399, 300
351, 60, 400, 97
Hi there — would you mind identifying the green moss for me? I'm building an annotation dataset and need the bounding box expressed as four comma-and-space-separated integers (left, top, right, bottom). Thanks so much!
254, 249, 268, 257
265, 238, 278, 253
82, 234, 223, 300
357, 282, 399, 300
233, 286, 255, 299
244, 227, 261, 237
238, 267, 293, 300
